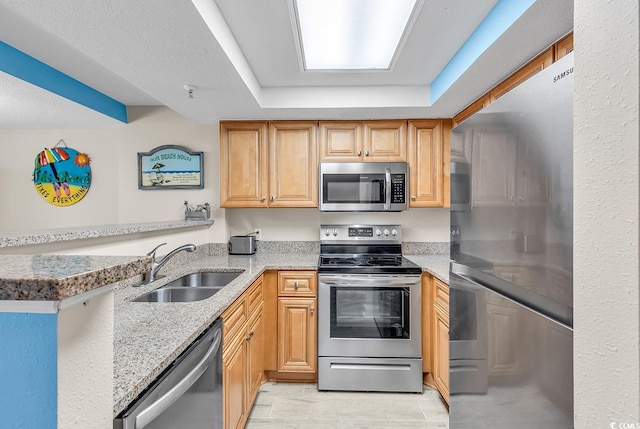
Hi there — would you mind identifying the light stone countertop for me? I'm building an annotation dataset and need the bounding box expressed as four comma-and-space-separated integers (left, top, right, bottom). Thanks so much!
0, 220, 213, 248
113, 251, 450, 416
0, 254, 150, 300
405, 254, 450, 284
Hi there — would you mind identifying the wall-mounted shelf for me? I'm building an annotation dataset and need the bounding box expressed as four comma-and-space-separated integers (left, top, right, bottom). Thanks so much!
0, 220, 214, 249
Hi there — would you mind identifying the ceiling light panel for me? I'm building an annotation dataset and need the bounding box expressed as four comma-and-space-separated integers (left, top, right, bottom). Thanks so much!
295, 0, 418, 70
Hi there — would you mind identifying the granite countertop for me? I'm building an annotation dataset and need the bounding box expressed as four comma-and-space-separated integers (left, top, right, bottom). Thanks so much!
405, 254, 450, 283
0, 220, 213, 249
113, 252, 449, 416
0, 255, 150, 300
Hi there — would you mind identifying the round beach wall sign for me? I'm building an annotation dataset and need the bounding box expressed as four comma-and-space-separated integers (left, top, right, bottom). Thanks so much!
32, 142, 91, 206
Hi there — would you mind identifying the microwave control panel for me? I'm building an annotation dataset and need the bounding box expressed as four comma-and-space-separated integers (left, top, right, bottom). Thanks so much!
391, 174, 406, 203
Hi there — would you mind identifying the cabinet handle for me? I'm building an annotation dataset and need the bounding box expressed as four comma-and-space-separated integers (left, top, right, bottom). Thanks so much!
260, 196, 266, 202
294, 281, 299, 289
365, 150, 369, 156
357, 150, 362, 156
270, 196, 275, 202
310, 307, 315, 314
246, 331, 254, 342
411, 196, 416, 201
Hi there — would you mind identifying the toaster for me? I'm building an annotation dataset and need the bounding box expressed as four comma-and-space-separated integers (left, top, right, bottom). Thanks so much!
228, 235, 257, 255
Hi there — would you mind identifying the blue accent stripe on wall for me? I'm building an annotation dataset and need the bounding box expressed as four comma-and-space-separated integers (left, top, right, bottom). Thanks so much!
0, 41, 128, 123
430, 0, 536, 104
0, 312, 57, 429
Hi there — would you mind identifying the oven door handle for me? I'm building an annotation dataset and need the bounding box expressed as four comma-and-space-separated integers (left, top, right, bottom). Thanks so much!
319, 276, 419, 287
384, 167, 391, 210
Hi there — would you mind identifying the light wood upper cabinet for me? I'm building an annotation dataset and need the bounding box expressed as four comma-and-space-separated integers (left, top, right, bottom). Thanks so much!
220, 122, 269, 208
408, 120, 445, 207
364, 120, 407, 161
555, 33, 574, 61
319, 120, 407, 162
220, 121, 317, 208
319, 121, 363, 162
269, 122, 318, 207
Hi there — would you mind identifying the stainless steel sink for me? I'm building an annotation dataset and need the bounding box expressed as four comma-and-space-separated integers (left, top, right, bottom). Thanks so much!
133, 287, 223, 303
132, 270, 244, 303
163, 271, 244, 288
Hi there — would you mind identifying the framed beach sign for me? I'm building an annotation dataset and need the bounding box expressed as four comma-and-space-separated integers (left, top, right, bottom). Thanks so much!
138, 145, 204, 190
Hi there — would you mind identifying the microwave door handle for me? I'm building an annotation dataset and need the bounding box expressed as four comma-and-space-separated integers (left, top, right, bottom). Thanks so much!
384, 167, 391, 210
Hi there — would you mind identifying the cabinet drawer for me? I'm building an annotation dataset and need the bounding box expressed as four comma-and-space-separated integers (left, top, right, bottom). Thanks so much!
247, 277, 264, 318
222, 296, 246, 345
278, 271, 317, 296
433, 278, 449, 316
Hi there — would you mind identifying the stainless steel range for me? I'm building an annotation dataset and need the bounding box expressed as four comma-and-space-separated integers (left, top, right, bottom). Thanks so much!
317, 224, 423, 393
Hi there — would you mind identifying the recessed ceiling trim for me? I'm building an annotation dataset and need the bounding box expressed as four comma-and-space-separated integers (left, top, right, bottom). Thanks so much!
0, 41, 127, 123
290, 0, 424, 72
430, 0, 536, 103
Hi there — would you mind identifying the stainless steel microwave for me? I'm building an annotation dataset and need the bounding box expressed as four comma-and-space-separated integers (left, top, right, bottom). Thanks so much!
319, 162, 408, 211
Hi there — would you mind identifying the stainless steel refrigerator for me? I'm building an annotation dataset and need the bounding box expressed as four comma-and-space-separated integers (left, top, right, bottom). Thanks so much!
449, 53, 574, 428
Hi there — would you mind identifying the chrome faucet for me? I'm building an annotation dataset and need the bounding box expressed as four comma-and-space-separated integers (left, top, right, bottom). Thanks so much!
141, 243, 196, 285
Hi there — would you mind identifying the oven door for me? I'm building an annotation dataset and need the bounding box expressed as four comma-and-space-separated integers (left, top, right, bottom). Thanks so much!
318, 274, 421, 358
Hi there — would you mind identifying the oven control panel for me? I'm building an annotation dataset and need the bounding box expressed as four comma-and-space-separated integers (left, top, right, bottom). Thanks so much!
320, 224, 402, 242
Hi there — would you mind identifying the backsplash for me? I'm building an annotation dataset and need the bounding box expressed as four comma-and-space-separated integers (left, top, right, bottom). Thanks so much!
402, 242, 449, 255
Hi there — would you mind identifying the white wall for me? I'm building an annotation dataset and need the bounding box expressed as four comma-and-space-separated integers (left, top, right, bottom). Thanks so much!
226, 207, 450, 242
0, 107, 228, 254
58, 290, 113, 428
574, 1, 639, 427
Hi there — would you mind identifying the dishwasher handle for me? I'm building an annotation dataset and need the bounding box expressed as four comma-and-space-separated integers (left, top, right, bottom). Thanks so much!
134, 329, 221, 429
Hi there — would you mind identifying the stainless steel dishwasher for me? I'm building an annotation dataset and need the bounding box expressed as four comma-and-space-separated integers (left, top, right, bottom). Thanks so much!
114, 318, 223, 429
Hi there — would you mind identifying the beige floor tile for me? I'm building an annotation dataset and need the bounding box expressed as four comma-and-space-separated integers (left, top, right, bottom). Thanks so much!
245, 418, 286, 429
248, 382, 449, 428
338, 420, 448, 429
284, 418, 341, 428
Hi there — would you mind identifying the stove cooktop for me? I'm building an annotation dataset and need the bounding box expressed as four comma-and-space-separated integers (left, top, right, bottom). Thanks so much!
317, 254, 422, 275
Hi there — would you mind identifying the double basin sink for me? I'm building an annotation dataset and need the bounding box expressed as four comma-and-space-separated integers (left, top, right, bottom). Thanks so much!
133, 271, 244, 303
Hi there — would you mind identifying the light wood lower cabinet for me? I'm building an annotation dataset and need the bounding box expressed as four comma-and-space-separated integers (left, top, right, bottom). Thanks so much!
432, 278, 450, 404
277, 271, 317, 374
222, 276, 264, 429
423, 273, 450, 405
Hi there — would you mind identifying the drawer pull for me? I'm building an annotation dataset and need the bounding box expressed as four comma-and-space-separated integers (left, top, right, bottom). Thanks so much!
294, 281, 299, 289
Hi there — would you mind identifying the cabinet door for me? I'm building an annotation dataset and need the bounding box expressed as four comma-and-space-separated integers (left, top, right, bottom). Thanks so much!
223, 337, 247, 429
246, 307, 264, 409
408, 120, 444, 207
433, 308, 450, 404
471, 128, 517, 207
363, 120, 407, 161
220, 122, 269, 208
450, 128, 473, 164
269, 122, 318, 207
319, 121, 363, 162
277, 298, 317, 372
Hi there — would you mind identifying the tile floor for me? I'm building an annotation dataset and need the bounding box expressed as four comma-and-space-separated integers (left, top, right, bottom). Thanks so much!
245, 382, 449, 429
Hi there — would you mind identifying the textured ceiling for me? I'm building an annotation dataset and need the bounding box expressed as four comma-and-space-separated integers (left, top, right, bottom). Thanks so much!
0, 0, 573, 127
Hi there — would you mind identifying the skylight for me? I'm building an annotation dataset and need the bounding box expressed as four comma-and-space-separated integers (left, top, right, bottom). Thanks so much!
294, 0, 418, 70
